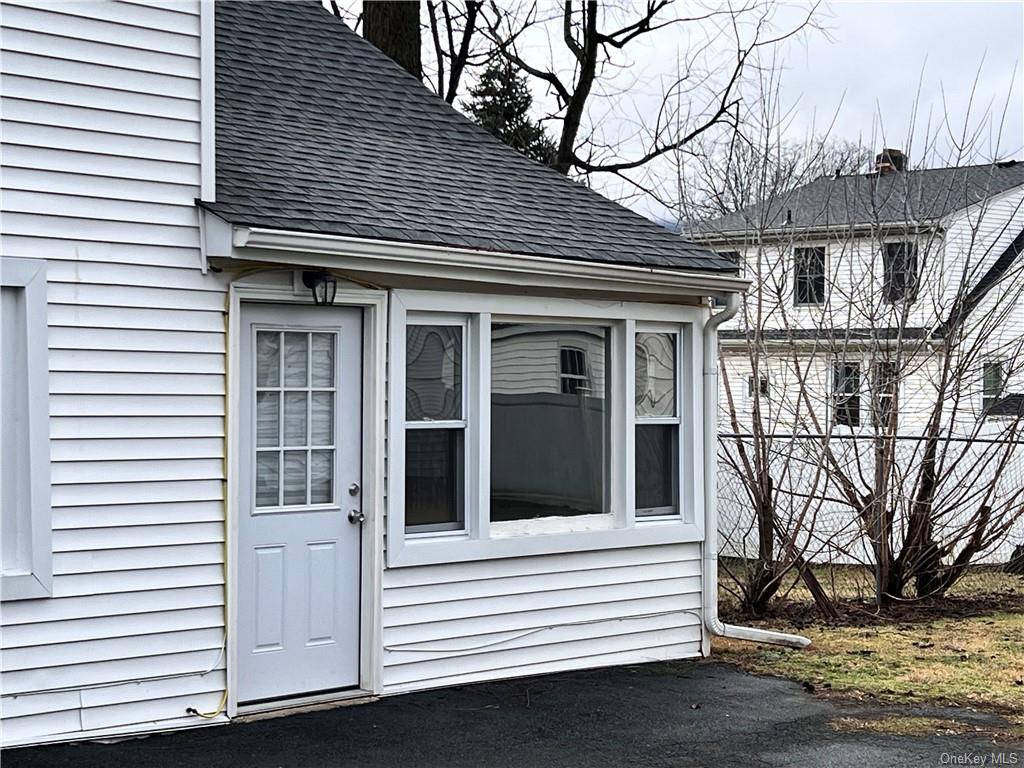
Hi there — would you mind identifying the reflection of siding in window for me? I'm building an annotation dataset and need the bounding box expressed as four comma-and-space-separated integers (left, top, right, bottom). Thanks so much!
559, 347, 590, 394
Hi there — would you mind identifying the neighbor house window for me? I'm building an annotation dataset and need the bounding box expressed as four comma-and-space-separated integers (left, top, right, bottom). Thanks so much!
747, 374, 770, 399
1, 257, 52, 601
883, 242, 919, 303
635, 332, 679, 517
794, 247, 826, 305
405, 324, 465, 531
833, 361, 861, 427
491, 323, 610, 521
873, 361, 898, 431
982, 361, 1005, 414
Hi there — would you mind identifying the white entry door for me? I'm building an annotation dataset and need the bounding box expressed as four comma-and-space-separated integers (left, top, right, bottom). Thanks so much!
237, 303, 363, 703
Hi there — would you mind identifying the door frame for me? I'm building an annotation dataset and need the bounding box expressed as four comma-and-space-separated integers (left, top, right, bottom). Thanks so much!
225, 275, 387, 717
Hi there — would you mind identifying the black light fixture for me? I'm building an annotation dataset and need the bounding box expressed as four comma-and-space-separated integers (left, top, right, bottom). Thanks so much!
302, 269, 338, 305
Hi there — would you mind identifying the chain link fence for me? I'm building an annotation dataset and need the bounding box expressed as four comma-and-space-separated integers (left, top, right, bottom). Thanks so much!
717, 432, 1024, 613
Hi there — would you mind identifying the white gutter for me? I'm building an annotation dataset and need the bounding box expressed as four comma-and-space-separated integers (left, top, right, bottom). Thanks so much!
229, 226, 751, 298
701, 293, 811, 650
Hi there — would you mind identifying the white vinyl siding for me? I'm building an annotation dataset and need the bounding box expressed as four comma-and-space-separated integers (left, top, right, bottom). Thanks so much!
0, 0, 226, 746
381, 543, 703, 692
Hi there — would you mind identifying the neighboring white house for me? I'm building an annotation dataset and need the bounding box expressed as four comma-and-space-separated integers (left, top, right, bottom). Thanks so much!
0, 0, 792, 747
691, 149, 1024, 567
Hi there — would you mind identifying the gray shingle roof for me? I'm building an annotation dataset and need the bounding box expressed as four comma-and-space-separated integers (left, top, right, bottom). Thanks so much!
695, 161, 1024, 237
206, 1, 734, 273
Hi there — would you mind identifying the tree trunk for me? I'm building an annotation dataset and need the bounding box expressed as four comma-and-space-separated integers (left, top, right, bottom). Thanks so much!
364, 1, 422, 81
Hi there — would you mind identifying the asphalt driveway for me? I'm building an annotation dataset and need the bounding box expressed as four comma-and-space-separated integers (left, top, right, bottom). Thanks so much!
6, 662, 1022, 768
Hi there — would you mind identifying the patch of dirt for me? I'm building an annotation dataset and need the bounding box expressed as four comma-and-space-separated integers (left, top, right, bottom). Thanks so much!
828, 715, 1019, 739
721, 591, 1024, 628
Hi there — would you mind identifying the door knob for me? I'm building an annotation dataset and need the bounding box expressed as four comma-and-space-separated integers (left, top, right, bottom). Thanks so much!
348, 509, 365, 524
348, 483, 361, 496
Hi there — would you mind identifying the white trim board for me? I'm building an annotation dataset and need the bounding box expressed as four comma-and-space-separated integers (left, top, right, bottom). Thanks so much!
199, 0, 216, 204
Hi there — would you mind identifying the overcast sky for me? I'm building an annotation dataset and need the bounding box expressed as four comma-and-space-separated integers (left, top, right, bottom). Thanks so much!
777, 0, 1023, 164
340, 0, 1024, 219
607, 0, 1024, 218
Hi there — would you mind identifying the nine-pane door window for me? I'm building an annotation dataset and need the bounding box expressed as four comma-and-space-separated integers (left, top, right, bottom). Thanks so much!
255, 331, 337, 508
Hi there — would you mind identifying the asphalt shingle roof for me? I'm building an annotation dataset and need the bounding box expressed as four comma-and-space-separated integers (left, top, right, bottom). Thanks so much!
206, 1, 734, 273
696, 161, 1024, 237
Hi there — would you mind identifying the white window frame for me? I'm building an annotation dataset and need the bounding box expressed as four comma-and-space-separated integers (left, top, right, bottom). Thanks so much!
558, 345, 590, 394
831, 360, 862, 429
982, 360, 1007, 417
387, 290, 704, 567
1, 257, 52, 601
403, 314, 470, 535
633, 325, 685, 520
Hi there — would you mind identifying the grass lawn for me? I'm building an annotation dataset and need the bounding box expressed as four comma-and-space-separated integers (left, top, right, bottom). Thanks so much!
710, 610, 1024, 738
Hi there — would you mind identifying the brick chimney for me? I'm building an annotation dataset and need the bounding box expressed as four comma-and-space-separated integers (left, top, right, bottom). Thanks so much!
875, 148, 907, 174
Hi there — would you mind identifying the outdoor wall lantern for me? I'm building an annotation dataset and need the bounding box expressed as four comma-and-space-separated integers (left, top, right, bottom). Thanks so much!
302, 269, 338, 305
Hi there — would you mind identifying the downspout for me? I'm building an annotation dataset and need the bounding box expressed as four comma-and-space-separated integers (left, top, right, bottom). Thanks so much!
701, 293, 811, 649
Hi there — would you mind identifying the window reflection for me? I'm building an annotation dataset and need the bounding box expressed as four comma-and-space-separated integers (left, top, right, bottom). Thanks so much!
490, 323, 610, 521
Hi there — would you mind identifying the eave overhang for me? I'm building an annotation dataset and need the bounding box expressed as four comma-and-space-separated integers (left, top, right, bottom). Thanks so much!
201, 210, 751, 302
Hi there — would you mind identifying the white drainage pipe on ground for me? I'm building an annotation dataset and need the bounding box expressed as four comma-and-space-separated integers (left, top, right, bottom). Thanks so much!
701, 292, 811, 650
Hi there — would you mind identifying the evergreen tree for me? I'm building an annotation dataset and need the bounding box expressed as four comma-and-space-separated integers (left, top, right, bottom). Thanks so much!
463, 62, 556, 165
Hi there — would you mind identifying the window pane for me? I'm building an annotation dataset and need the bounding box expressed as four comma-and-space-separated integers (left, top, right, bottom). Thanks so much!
283, 450, 307, 505
283, 332, 309, 387
311, 391, 334, 446
1, 286, 28, 572
636, 424, 678, 514
405, 429, 463, 530
283, 391, 308, 446
255, 452, 280, 507
311, 333, 335, 387
635, 332, 676, 417
833, 363, 861, 427
407, 325, 462, 421
256, 392, 280, 447
310, 449, 333, 504
491, 323, 609, 521
794, 247, 826, 305
256, 331, 280, 387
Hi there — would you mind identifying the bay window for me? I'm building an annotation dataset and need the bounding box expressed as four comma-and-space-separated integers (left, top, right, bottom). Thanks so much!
388, 293, 704, 565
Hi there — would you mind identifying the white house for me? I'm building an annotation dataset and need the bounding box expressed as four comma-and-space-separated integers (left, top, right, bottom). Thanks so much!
691, 149, 1024, 567
0, 0, 807, 748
